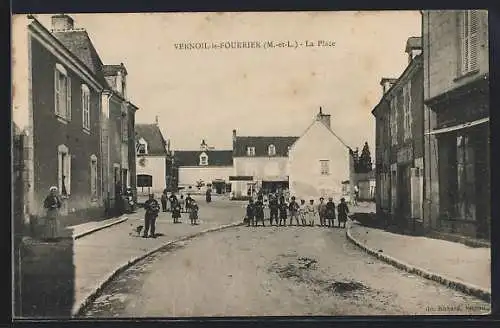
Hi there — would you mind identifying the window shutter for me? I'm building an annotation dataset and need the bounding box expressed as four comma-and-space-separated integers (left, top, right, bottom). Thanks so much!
67, 153, 72, 195
54, 69, 60, 115
58, 151, 63, 192
460, 11, 469, 74
66, 77, 72, 120
469, 10, 479, 71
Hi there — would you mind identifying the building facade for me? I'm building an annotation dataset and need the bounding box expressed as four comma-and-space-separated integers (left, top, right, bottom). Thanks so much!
288, 109, 351, 201
174, 140, 233, 194
12, 14, 139, 226
231, 130, 297, 198
372, 37, 425, 230
422, 10, 490, 239
135, 122, 169, 197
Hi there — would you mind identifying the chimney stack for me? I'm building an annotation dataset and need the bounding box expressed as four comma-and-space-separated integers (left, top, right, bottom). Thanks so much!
155, 116, 159, 126
405, 36, 422, 63
380, 78, 397, 95
51, 14, 74, 31
316, 107, 331, 129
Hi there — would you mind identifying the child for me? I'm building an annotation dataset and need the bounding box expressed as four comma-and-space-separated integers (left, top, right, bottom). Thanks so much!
278, 196, 288, 226
318, 197, 327, 227
305, 199, 316, 226
299, 199, 307, 226
254, 196, 265, 227
337, 197, 349, 228
179, 194, 185, 212
189, 200, 199, 225
288, 196, 300, 226
172, 197, 182, 223
325, 197, 336, 228
246, 199, 255, 227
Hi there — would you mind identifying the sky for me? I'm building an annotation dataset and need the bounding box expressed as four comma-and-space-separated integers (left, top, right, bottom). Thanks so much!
36, 11, 421, 152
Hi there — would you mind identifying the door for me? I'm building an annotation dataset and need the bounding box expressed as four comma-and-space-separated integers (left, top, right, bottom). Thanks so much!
397, 164, 411, 224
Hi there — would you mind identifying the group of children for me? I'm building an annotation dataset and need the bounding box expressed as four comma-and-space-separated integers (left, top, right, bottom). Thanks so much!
160, 191, 200, 225
245, 194, 349, 228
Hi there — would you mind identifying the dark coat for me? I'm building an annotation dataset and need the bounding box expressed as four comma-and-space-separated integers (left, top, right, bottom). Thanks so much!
254, 200, 264, 218
279, 202, 288, 219
246, 203, 255, 219
325, 201, 336, 219
144, 199, 160, 216
337, 202, 349, 221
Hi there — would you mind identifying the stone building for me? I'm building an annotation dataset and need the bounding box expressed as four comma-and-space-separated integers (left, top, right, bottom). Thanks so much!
12, 14, 139, 227
422, 10, 490, 239
372, 36, 425, 231
174, 140, 233, 194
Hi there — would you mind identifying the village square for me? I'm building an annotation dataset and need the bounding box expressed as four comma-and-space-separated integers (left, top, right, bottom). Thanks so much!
12, 11, 490, 318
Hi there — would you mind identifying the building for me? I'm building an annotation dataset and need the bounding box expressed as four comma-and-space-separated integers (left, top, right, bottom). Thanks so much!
372, 36, 425, 230
12, 14, 139, 226
231, 130, 298, 197
288, 108, 351, 201
422, 10, 490, 239
174, 140, 233, 194
355, 170, 376, 201
135, 121, 169, 197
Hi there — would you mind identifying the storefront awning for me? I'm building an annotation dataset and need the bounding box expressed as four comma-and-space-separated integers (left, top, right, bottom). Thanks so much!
425, 117, 489, 135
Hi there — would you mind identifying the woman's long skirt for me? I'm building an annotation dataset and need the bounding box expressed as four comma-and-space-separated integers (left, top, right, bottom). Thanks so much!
45, 209, 60, 239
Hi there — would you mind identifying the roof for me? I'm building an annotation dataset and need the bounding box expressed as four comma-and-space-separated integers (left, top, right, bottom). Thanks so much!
52, 30, 108, 85
405, 36, 422, 52
233, 136, 299, 157
291, 118, 352, 151
135, 124, 168, 156
174, 150, 233, 167
103, 64, 127, 76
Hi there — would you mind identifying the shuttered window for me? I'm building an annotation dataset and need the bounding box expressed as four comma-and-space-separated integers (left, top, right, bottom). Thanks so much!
54, 64, 72, 121
460, 10, 479, 75
403, 83, 412, 140
391, 96, 398, 145
82, 84, 90, 131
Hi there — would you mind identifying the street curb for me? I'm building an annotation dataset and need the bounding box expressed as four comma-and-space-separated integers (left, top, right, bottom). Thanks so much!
72, 221, 244, 317
345, 225, 491, 303
73, 216, 129, 240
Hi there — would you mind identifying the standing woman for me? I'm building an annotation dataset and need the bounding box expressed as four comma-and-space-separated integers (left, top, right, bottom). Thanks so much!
278, 196, 288, 226
171, 195, 182, 223
43, 186, 62, 241
160, 189, 168, 212
325, 197, 336, 228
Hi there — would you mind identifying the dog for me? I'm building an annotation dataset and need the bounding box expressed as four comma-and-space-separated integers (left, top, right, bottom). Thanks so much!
129, 224, 144, 237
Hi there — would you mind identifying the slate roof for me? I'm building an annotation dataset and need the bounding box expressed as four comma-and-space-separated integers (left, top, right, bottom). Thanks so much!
52, 30, 108, 86
135, 124, 168, 156
103, 64, 127, 76
233, 136, 299, 157
174, 150, 233, 167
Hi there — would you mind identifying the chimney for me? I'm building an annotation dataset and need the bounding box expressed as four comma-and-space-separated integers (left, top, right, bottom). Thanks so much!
316, 107, 331, 129
380, 78, 397, 95
155, 116, 159, 125
51, 14, 74, 31
405, 37, 422, 63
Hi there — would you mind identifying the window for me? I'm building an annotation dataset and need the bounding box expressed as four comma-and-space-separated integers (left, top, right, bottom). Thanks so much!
81, 84, 90, 131
268, 144, 276, 156
403, 83, 412, 140
390, 96, 398, 145
137, 174, 153, 187
54, 64, 71, 121
199, 152, 208, 166
456, 134, 475, 219
136, 138, 148, 155
58, 144, 71, 196
246, 146, 255, 156
320, 160, 330, 175
121, 103, 128, 142
459, 10, 479, 75
90, 154, 98, 200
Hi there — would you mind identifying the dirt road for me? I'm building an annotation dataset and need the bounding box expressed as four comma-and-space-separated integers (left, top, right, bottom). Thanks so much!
83, 226, 490, 317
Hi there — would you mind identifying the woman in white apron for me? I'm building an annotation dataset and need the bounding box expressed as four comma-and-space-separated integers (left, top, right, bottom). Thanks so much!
43, 186, 62, 241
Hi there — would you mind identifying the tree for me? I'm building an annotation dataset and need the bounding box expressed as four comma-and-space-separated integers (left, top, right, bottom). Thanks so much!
359, 142, 372, 173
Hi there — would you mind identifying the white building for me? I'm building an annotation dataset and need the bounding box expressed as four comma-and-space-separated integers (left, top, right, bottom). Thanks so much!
174, 140, 233, 194
231, 130, 298, 197
288, 108, 351, 202
135, 123, 168, 196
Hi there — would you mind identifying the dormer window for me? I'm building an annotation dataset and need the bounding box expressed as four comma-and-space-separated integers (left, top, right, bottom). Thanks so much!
246, 146, 255, 156
199, 152, 208, 166
137, 138, 148, 155
268, 144, 276, 156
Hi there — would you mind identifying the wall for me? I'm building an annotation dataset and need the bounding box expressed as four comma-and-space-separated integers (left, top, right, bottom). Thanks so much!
288, 121, 349, 201
136, 156, 166, 195
127, 107, 137, 196
425, 10, 489, 100
30, 35, 102, 215
233, 156, 289, 180
178, 166, 233, 188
